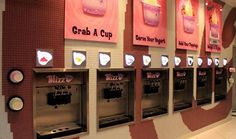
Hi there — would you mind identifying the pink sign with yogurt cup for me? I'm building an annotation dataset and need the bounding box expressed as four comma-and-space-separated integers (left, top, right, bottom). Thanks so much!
65, 0, 118, 43
176, 0, 199, 51
133, 0, 167, 47
205, 1, 222, 53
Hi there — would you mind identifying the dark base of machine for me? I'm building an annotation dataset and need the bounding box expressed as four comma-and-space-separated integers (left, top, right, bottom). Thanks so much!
197, 98, 211, 105
174, 102, 192, 111
37, 123, 86, 139
143, 107, 167, 118
215, 94, 226, 102
99, 115, 133, 129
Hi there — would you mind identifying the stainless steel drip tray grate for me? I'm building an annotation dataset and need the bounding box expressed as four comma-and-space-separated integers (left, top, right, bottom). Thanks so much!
143, 107, 167, 118
37, 122, 85, 138
197, 98, 211, 105
174, 102, 192, 111
99, 115, 132, 128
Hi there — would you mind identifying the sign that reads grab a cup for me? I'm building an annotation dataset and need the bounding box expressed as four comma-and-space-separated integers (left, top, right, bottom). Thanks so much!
65, 0, 118, 43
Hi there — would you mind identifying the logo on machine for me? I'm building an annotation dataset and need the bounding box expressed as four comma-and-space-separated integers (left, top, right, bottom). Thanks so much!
198, 71, 206, 76
105, 73, 124, 81
216, 69, 223, 75
146, 72, 160, 79
176, 71, 186, 77
47, 75, 74, 84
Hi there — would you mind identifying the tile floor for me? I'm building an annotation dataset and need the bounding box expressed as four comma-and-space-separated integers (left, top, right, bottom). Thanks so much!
189, 116, 236, 139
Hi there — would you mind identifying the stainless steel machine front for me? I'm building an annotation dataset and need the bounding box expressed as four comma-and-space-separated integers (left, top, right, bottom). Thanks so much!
33, 69, 88, 139
97, 69, 135, 129
141, 68, 169, 119
196, 68, 212, 105
173, 68, 193, 111
214, 67, 227, 102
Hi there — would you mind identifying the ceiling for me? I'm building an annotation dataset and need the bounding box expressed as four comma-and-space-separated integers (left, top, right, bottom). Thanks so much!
222, 0, 236, 7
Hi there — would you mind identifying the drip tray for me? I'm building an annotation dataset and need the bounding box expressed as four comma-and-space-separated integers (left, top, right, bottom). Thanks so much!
37, 122, 85, 139
174, 102, 192, 111
215, 94, 226, 102
143, 107, 167, 118
99, 115, 133, 128
197, 98, 211, 105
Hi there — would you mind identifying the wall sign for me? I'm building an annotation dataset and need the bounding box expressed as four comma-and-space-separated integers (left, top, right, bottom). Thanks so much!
205, 1, 222, 52
176, 0, 199, 50
133, 0, 167, 47
99, 52, 111, 67
36, 49, 53, 67
124, 54, 135, 67
142, 54, 151, 67
65, 0, 118, 43
72, 51, 86, 67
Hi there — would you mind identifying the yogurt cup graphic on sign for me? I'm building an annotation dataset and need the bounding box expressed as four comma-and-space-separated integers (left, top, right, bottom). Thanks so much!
210, 9, 219, 38
73, 52, 86, 66
82, 0, 107, 16
143, 55, 151, 66
141, 0, 161, 26
37, 50, 52, 66
175, 56, 181, 66
197, 57, 203, 66
99, 53, 110, 66
182, 0, 195, 34
125, 54, 135, 66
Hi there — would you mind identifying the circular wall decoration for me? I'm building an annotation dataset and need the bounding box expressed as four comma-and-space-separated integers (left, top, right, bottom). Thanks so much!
8, 96, 24, 111
8, 69, 24, 84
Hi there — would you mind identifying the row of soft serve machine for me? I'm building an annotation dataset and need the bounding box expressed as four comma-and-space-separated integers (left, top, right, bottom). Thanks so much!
27, 67, 227, 139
